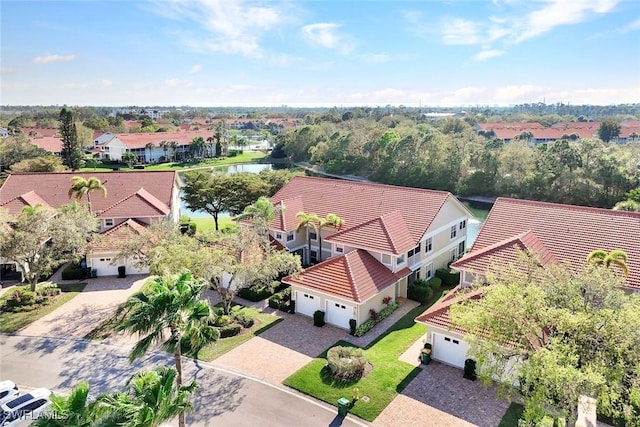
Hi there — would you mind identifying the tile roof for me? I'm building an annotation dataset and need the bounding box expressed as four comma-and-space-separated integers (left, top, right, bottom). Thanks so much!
451, 230, 558, 274
97, 187, 170, 218
114, 131, 211, 149
29, 136, 63, 153
0, 171, 177, 217
415, 286, 485, 332
325, 211, 415, 255
91, 218, 147, 251
282, 249, 412, 303
456, 197, 640, 289
271, 176, 452, 247
0, 190, 52, 212
273, 196, 305, 232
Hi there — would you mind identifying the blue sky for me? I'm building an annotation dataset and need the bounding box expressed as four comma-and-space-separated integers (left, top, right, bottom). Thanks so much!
1, 0, 639, 107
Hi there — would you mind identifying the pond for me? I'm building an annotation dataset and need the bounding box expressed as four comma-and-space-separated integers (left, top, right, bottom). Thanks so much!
461, 200, 493, 248
180, 162, 274, 218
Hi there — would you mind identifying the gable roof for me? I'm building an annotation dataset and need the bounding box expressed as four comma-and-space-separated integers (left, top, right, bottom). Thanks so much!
0, 171, 177, 217
113, 131, 210, 149
325, 211, 414, 255
282, 249, 412, 303
415, 286, 485, 333
91, 218, 147, 251
271, 176, 455, 247
452, 230, 558, 274
0, 190, 53, 212
97, 188, 170, 218
272, 196, 304, 232
454, 197, 640, 289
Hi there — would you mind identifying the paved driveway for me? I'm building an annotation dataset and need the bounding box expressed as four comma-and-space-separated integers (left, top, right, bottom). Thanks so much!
18, 272, 150, 346
375, 361, 511, 427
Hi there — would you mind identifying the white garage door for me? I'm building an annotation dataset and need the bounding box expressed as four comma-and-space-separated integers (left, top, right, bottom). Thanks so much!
296, 291, 320, 317
326, 300, 354, 330
432, 333, 469, 368
90, 257, 119, 276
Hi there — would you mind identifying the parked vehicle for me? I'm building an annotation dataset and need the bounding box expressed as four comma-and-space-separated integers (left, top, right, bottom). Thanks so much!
0, 382, 19, 406
0, 388, 51, 427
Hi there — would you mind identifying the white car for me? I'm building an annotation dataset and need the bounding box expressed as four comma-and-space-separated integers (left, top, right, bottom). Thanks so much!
0, 388, 51, 427
0, 382, 19, 406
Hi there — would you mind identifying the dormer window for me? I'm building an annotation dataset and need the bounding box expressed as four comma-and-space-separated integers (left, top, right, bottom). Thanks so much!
309, 231, 317, 241
104, 218, 114, 227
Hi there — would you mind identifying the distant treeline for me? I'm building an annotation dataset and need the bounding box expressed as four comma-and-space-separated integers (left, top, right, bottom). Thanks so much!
273, 113, 640, 208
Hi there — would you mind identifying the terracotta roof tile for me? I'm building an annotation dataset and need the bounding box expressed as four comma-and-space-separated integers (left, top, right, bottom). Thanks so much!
273, 196, 305, 232
415, 286, 485, 332
0, 190, 53, 212
462, 198, 640, 289
114, 131, 211, 149
451, 230, 558, 274
325, 211, 414, 255
29, 136, 63, 153
0, 171, 177, 217
282, 249, 412, 303
97, 187, 170, 218
91, 218, 147, 251
272, 176, 451, 247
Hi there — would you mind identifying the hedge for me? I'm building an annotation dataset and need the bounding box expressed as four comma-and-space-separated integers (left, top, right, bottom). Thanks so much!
407, 285, 433, 304
354, 301, 399, 336
238, 286, 273, 302
436, 268, 460, 286
219, 324, 242, 338
62, 263, 87, 280
268, 287, 291, 312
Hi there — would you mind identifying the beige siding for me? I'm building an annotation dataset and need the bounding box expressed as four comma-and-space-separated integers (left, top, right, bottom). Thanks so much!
356, 284, 398, 326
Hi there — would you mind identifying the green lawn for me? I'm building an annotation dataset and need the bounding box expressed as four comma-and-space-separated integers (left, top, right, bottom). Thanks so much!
498, 402, 566, 427
196, 304, 283, 361
0, 282, 87, 333
283, 303, 431, 421
80, 151, 268, 172
184, 216, 236, 233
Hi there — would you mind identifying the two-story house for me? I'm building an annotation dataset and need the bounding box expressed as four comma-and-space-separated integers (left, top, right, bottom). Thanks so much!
416, 197, 640, 368
269, 176, 472, 330
0, 171, 181, 277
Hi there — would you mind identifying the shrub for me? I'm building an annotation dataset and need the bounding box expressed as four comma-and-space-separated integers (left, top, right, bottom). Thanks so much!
436, 268, 460, 286
219, 324, 242, 338
36, 283, 61, 297
369, 308, 379, 321
413, 278, 430, 288
355, 301, 400, 337
425, 276, 442, 288
382, 296, 392, 306
268, 287, 291, 312
407, 284, 433, 304
214, 315, 231, 327
238, 286, 273, 302
62, 263, 86, 280
355, 319, 376, 337
233, 312, 255, 328
3, 288, 39, 312
326, 346, 368, 380
379, 301, 399, 320
313, 310, 325, 327
179, 223, 196, 235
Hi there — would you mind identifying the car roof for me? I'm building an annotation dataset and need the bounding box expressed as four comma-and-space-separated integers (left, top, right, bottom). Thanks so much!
0, 381, 16, 391
2, 388, 50, 410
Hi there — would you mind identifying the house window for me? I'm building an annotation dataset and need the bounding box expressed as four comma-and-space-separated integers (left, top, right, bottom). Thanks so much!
104, 219, 114, 227
335, 246, 343, 254
415, 269, 421, 280
304, 293, 314, 299
449, 248, 457, 262
414, 242, 421, 253
458, 241, 466, 257
309, 231, 317, 241
286, 232, 294, 242
397, 254, 405, 265
275, 232, 282, 240
459, 220, 466, 230
425, 237, 433, 253
408, 249, 414, 258
310, 250, 318, 263
381, 254, 391, 264
425, 263, 433, 279
450, 225, 457, 239
335, 303, 346, 309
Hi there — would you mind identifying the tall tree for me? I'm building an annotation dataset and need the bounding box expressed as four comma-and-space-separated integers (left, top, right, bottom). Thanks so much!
450, 255, 640, 426
598, 120, 621, 143
316, 213, 345, 262
9, 156, 68, 172
98, 366, 198, 427
115, 272, 217, 427
59, 108, 85, 170
586, 248, 629, 276
68, 176, 107, 211
32, 381, 98, 427
145, 141, 156, 163
0, 203, 99, 291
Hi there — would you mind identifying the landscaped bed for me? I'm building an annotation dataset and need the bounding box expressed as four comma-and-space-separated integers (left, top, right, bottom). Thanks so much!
0, 282, 87, 333
283, 303, 430, 421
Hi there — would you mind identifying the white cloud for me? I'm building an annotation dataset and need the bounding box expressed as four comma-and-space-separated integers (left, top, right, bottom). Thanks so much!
619, 17, 640, 33
33, 54, 77, 64
473, 49, 506, 61
164, 78, 193, 88
101, 80, 113, 87
302, 22, 354, 54
494, 85, 547, 103
360, 53, 392, 64
62, 82, 90, 89
155, 0, 288, 57
189, 64, 202, 74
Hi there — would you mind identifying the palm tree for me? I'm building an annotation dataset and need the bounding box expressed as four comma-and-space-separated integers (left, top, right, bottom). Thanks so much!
237, 196, 280, 251
316, 213, 345, 262
168, 140, 179, 162
613, 199, 640, 212
68, 176, 107, 212
587, 249, 629, 276
159, 140, 169, 162
98, 366, 198, 427
32, 381, 97, 427
145, 142, 155, 163
206, 135, 215, 158
115, 272, 217, 427
296, 211, 320, 265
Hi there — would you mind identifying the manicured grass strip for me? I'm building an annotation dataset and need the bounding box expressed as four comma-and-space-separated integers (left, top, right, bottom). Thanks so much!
283, 305, 429, 422
186, 216, 236, 233
80, 152, 268, 172
196, 305, 283, 361
0, 282, 87, 333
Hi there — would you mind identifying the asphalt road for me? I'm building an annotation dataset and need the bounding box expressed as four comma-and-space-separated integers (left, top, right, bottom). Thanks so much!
0, 335, 368, 427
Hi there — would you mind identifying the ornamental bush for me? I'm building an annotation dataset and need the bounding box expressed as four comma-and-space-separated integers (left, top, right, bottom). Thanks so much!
407, 284, 433, 304
219, 324, 242, 338
436, 268, 460, 286
326, 346, 368, 380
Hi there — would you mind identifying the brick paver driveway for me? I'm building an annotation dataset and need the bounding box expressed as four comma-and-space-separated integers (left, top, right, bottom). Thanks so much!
18, 270, 150, 346
375, 361, 511, 427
